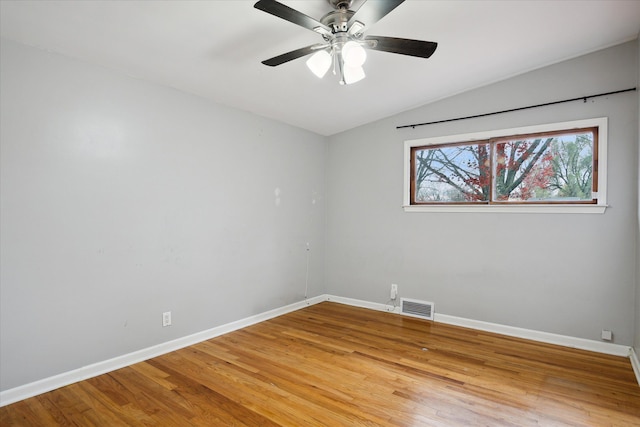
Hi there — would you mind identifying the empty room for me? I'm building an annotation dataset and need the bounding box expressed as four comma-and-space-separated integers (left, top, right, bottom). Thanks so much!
1, 0, 639, 425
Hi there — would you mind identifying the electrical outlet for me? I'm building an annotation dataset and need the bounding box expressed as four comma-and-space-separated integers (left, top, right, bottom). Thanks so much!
601, 329, 612, 341
162, 311, 172, 327
390, 284, 398, 300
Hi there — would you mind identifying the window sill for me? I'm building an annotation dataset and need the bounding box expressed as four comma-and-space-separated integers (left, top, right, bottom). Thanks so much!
402, 204, 608, 214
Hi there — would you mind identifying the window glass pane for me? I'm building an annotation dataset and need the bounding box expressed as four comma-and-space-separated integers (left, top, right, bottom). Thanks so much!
414, 143, 491, 202
493, 131, 594, 202
549, 132, 594, 200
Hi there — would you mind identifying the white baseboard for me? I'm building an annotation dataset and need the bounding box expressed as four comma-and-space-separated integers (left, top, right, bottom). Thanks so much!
630, 348, 640, 386
325, 295, 399, 313
0, 295, 328, 407
2, 293, 636, 406
434, 313, 631, 357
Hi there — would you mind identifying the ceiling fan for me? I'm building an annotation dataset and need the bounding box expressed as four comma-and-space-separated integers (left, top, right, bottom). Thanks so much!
254, 0, 438, 85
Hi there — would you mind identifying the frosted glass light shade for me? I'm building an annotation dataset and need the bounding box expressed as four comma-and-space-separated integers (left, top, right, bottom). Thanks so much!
342, 41, 366, 67
306, 50, 332, 78
343, 65, 365, 84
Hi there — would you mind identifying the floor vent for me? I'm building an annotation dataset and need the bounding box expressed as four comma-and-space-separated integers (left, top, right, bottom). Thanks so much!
400, 298, 434, 321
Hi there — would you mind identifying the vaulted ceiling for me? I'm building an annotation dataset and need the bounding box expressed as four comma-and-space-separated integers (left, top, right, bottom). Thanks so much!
1, 1, 639, 136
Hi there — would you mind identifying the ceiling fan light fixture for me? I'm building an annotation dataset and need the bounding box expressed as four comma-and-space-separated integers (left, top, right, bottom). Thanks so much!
343, 65, 365, 85
342, 40, 366, 67
306, 49, 332, 78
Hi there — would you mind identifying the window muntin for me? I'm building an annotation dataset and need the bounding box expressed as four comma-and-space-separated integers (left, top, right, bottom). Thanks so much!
410, 127, 598, 206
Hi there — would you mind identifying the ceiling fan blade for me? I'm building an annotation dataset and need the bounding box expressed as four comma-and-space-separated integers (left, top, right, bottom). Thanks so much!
262, 44, 329, 67
348, 0, 405, 28
364, 36, 438, 58
254, 0, 331, 33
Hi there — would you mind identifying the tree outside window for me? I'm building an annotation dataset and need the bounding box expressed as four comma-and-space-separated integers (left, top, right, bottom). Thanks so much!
411, 128, 596, 205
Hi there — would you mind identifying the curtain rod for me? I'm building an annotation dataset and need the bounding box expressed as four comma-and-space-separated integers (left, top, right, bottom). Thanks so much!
396, 87, 637, 130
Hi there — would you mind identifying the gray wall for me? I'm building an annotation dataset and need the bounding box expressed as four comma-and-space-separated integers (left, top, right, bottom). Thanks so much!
326, 41, 639, 346
0, 39, 327, 391
635, 37, 640, 357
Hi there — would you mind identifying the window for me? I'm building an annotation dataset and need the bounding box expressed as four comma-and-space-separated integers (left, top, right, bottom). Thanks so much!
403, 118, 607, 213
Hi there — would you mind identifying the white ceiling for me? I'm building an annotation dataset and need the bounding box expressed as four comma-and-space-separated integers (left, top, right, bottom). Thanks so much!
1, 0, 639, 136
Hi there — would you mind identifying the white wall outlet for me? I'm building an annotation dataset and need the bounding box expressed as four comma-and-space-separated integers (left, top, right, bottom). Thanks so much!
162, 311, 172, 327
390, 284, 398, 300
601, 329, 612, 341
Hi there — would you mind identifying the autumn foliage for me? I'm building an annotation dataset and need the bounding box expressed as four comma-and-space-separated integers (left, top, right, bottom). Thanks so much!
414, 132, 593, 203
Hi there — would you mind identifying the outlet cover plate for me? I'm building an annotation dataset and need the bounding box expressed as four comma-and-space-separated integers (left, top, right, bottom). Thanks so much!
162, 311, 172, 327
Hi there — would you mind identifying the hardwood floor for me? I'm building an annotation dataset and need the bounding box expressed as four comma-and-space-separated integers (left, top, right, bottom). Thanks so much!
2, 302, 639, 426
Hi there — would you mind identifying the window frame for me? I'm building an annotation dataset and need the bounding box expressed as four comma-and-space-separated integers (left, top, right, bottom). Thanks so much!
403, 117, 608, 214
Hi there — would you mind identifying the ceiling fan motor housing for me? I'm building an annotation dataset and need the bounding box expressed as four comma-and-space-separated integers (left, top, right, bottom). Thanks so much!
321, 9, 355, 34
328, 0, 353, 10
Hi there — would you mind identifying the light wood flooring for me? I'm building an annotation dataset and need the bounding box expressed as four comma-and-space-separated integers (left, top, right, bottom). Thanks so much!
2, 302, 639, 426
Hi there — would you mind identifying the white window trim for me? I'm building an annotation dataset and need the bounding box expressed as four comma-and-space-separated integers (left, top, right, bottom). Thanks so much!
403, 117, 608, 214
